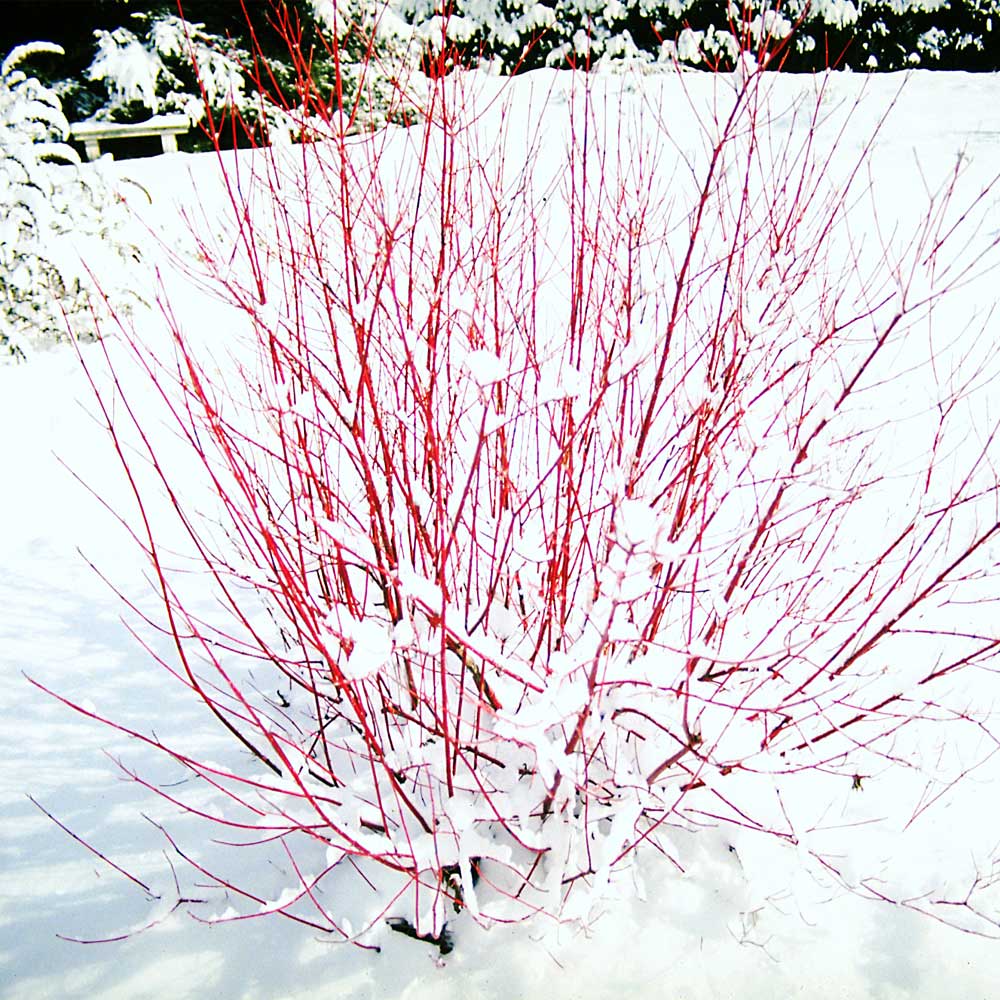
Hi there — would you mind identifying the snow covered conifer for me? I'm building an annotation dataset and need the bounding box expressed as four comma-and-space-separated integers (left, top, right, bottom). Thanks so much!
78, 3, 418, 143
0, 43, 136, 359
393, 0, 1000, 71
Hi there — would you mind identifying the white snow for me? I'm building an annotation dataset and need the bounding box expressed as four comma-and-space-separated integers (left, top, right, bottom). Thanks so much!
3, 66, 1000, 1000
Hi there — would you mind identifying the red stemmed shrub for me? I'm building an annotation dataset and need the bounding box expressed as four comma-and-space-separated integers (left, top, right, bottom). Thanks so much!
46, 13, 1000, 946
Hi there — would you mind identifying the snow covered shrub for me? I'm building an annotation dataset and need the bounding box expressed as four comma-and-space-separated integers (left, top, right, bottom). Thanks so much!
811, 0, 1000, 70
58, 43, 1000, 946
77, 2, 417, 141
395, 0, 1000, 72
394, 0, 820, 73
0, 42, 136, 359
84, 13, 267, 133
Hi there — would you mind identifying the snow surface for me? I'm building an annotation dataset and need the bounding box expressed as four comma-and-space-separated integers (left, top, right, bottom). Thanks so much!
3, 67, 1000, 998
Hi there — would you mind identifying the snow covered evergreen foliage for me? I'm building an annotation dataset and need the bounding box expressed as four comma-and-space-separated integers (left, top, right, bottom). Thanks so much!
31, 0, 999, 150
0, 43, 135, 360
75, 4, 416, 141
83, 15, 266, 129
395, 0, 1000, 72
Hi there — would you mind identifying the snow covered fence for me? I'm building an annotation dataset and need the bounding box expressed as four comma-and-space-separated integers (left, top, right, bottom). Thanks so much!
70, 113, 190, 161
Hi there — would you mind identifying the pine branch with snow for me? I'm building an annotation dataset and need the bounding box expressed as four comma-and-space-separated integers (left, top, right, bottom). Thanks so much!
79, 4, 420, 143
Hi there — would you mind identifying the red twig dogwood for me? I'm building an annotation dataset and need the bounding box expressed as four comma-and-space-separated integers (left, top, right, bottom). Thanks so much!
42, 5, 1000, 945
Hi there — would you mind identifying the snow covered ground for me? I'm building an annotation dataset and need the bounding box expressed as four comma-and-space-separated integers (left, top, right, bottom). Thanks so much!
3, 68, 1000, 998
